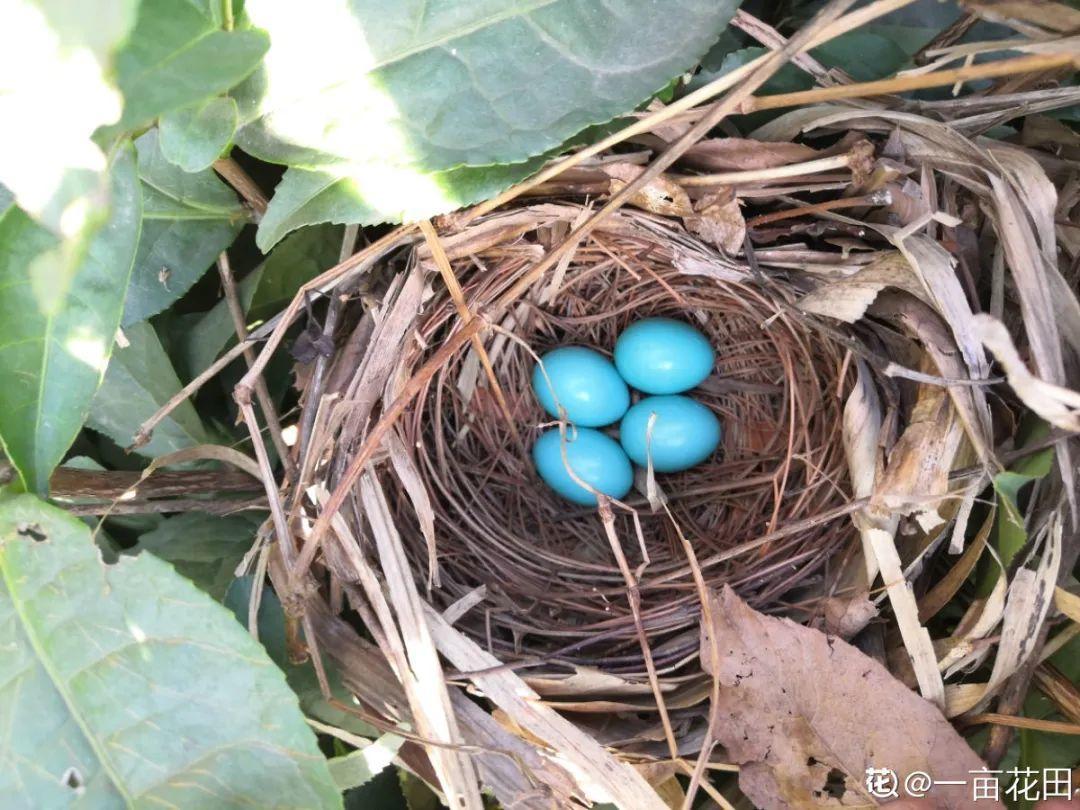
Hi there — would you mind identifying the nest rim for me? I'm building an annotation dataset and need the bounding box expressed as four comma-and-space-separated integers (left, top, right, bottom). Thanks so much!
351, 205, 864, 677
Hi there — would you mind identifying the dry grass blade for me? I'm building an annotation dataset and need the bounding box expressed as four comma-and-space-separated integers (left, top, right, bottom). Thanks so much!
424, 604, 669, 810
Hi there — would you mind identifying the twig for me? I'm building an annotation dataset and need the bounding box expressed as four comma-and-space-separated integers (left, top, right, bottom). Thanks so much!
238, 400, 300, 581
235, 226, 416, 405
746, 191, 890, 228
740, 51, 1080, 113
598, 500, 679, 762
731, 8, 838, 85
296, 318, 485, 580
914, 12, 978, 65
298, 225, 358, 461
419, 220, 524, 449
64, 496, 266, 516
132, 336, 253, 449
49, 467, 260, 500
676, 153, 856, 188
219, 252, 297, 480
213, 156, 268, 216
964, 713, 1080, 735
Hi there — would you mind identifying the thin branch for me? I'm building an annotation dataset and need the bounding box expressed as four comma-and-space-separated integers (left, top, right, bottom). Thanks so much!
741, 51, 1080, 113
213, 156, 268, 216
218, 252, 297, 481
49, 467, 260, 500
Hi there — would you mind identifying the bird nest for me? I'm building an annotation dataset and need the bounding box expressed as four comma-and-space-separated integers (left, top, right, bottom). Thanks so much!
331, 204, 860, 679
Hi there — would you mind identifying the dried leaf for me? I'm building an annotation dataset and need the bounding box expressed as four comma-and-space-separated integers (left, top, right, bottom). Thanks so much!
872, 377, 964, 525
972, 517, 1063, 712
798, 252, 927, 323
974, 314, 1080, 432
700, 587, 993, 809
842, 358, 883, 585
680, 137, 818, 171
1055, 586, 1080, 624
603, 163, 694, 217
683, 190, 745, 254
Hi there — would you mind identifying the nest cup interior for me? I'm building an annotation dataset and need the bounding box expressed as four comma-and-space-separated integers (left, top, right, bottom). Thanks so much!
388, 212, 858, 676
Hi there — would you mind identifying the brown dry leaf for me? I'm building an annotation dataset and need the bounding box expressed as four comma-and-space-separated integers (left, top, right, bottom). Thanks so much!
700, 586, 995, 809
974, 313, 1080, 431
523, 667, 658, 699
603, 162, 694, 217
797, 252, 928, 323
684, 190, 745, 254
872, 374, 964, 525
961, 0, 1080, 32
680, 136, 818, 171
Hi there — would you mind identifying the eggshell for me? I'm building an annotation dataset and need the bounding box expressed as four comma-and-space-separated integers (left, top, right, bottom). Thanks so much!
619, 395, 721, 472
614, 318, 714, 394
533, 427, 633, 506
532, 346, 630, 427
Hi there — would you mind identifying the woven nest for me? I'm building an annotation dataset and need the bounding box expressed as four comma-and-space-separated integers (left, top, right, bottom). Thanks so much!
346, 205, 860, 676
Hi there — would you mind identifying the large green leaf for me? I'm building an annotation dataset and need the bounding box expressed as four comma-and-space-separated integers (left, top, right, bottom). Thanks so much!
160, 96, 240, 172
123, 129, 246, 326
0, 0, 135, 236
224, 577, 379, 739
258, 156, 543, 250
235, 0, 736, 171
134, 511, 260, 600
0, 495, 340, 809
183, 224, 343, 373
0, 146, 141, 495
112, 0, 269, 130
88, 321, 210, 457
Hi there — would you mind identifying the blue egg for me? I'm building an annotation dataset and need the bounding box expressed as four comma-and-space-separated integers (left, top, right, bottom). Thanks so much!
614, 318, 715, 394
532, 427, 633, 506
532, 346, 630, 427
620, 395, 721, 472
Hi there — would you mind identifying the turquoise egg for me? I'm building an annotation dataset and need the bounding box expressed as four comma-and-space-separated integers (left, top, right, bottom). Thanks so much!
620, 395, 721, 472
532, 346, 630, 427
532, 427, 633, 506
614, 318, 715, 394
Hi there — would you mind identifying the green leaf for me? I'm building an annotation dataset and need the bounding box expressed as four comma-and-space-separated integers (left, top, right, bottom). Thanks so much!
258, 156, 543, 250
236, 0, 737, 171
133, 511, 260, 600
0, 145, 141, 495
113, 0, 269, 130
0, 494, 341, 809
224, 577, 379, 739
0, 0, 136, 236
88, 321, 210, 457
812, 30, 912, 82
160, 96, 240, 172
690, 44, 811, 95
123, 129, 246, 326
183, 224, 343, 372
329, 735, 405, 791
